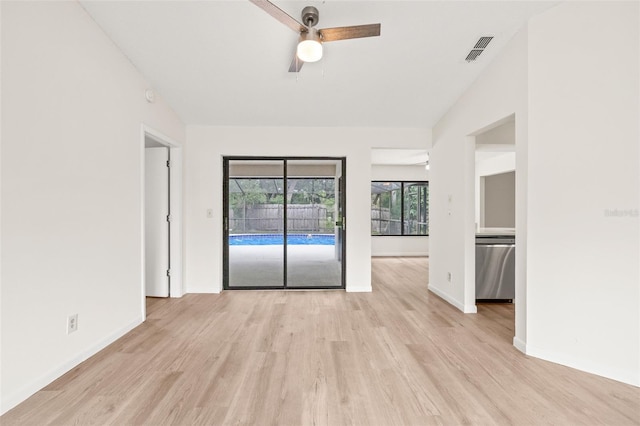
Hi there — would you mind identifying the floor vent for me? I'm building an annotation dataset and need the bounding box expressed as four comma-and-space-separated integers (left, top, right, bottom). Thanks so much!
466, 36, 494, 62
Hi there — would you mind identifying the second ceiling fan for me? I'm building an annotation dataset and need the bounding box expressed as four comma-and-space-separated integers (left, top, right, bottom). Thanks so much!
250, 0, 381, 72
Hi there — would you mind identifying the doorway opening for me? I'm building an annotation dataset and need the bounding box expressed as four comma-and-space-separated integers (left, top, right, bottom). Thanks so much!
142, 126, 183, 312
223, 157, 346, 290
470, 115, 517, 344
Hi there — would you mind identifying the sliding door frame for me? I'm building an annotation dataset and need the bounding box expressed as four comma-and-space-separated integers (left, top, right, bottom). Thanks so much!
223, 156, 346, 290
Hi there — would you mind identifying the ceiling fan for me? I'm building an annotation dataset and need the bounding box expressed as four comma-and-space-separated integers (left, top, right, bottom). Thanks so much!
249, 0, 381, 72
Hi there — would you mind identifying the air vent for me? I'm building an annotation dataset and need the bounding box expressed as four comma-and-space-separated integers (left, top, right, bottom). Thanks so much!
465, 36, 494, 62
465, 50, 483, 62
474, 36, 494, 49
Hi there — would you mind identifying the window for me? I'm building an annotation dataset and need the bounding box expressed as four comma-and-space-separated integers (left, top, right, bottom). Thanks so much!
371, 181, 429, 236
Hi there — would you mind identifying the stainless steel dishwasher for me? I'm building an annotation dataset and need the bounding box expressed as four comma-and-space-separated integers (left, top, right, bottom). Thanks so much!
475, 235, 515, 301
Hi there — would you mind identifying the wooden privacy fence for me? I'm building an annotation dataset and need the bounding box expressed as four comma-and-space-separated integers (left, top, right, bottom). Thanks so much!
371, 207, 428, 235
230, 204, 331, 233
371, 207, 399, 234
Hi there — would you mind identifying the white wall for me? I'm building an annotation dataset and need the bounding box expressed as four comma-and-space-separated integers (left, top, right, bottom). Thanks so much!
0, 2, 185, 413
526, 1, 639, 386
371, 164, 430, 182
476, 153, 516, 177
483, 171, 516, 228
475, 152, 516, 227
476, 121, 516, 145
474, 120, 516, 228
432, 0, 639, 386
0, 2, 4, 409
184, 127, 430, 293
430, 28, 529, 317
371, 165, 430, 256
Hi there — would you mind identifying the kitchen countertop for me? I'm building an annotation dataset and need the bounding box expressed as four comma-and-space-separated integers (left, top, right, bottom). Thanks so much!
476, 227, 516, 237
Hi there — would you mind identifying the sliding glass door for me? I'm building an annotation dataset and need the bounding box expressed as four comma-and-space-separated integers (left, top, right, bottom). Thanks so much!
223, 157, 345, 290
226, 160, 284, 288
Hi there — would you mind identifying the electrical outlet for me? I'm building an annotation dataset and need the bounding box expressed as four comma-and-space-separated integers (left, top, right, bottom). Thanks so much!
67, 314, 78, 334
447, 272, 452, 282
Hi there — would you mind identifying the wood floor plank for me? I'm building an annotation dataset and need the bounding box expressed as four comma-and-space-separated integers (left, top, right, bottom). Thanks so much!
2, 257, 639, 425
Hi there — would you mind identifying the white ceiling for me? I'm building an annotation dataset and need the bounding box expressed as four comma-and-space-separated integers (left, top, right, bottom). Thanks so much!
371, 148, 429, 165
80, 1, 557, 129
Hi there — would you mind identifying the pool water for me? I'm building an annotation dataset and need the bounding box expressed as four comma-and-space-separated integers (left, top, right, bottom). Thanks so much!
229, 234, 335, 246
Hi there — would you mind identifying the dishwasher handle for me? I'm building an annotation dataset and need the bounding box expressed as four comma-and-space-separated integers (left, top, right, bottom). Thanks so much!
476, 237, 515, 245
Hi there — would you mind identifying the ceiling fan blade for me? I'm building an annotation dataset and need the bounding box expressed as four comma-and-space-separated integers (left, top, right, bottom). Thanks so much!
288, 54, 304, 73
249, 0, 305, 33
319, 24, 381, 42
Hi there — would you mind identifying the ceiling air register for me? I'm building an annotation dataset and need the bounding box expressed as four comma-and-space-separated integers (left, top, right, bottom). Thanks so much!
465, 36, 494, 62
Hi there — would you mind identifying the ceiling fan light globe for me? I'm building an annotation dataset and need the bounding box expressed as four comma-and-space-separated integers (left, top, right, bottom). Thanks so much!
297, 40, 323, 62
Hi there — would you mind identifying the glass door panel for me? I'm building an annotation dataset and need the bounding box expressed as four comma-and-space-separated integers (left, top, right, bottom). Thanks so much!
226, 160, 284, 288
285, 160, 344, 288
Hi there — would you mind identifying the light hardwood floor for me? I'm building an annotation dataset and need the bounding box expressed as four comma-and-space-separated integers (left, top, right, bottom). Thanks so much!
2, 257, 639, 425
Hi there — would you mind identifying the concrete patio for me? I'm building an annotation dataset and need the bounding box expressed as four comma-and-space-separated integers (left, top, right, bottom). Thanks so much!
229, 245, 342, 288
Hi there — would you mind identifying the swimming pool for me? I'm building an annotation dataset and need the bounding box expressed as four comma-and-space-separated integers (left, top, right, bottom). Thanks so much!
229, 234, 335, 246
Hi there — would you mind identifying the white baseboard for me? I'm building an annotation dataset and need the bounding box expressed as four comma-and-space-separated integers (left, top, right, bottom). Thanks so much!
0, 317, 143, 415
464, 303, 478, 314
346, 286, 372, 293
371, 252, 429, 257
513, 336, 527, 353
170, 289, 184, 298
185, 287, 220, 294
428, 285, 477, 313
526, 344, 640, 387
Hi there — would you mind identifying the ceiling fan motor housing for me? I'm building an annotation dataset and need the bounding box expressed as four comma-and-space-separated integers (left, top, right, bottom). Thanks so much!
301, 6, 319, 28
248, 0, 381, 72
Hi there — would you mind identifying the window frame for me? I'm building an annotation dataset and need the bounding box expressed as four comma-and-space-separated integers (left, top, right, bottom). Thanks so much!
371, 180, 429, 237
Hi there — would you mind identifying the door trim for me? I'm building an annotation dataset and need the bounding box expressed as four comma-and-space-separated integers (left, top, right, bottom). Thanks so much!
223, 156, 346, 290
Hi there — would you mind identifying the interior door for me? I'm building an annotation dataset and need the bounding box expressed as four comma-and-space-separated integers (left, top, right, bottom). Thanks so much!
145, 147, 170, 297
